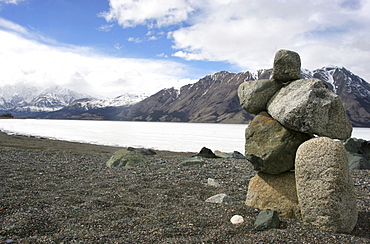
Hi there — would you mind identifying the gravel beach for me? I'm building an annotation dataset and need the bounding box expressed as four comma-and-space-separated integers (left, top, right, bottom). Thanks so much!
0, 131, 369, 243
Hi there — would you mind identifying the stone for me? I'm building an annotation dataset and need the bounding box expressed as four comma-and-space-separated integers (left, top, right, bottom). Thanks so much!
195, 147, 219, 158
207, 178, 221, 187
272, 49, 301, 82
344, 138, 370, 169
245, 172, 300, 218
205, 193, 238, 203
214, 150, 245, 159
214, 150, 233, 158
232, 151, 246, 159
127, 147, 157, 155
180, 156, 205, 166
238, 79, 283, 114
254, 209, 280, 231
244, 111, 312, 174
106, 149, 149, 168
344, 138, 370, 156
230, 215, 244, 225
348, 153, 370, 170
267, 78, 352, 140
295, 137, 358, 233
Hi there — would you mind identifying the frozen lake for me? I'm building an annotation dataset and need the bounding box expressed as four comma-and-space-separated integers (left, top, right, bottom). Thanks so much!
0, 119, 369, 153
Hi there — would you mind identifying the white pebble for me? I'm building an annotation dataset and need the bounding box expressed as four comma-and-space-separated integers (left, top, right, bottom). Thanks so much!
230, 215, 244, 224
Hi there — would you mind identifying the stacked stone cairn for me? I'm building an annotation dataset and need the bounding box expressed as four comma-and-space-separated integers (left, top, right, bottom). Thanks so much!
238, 49, 358, 233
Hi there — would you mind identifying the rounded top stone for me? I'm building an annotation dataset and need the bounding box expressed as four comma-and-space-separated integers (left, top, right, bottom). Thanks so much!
272, 49, 301, 82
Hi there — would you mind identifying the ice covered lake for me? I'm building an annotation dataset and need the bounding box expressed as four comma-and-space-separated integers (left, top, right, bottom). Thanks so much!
0, 119, 369, 153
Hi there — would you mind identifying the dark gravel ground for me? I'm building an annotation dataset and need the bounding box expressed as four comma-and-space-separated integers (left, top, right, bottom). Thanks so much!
0, 132, 369, 243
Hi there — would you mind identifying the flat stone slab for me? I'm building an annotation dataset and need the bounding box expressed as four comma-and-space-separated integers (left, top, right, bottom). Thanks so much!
180, 156, 205, 166
205, 193, 238, 203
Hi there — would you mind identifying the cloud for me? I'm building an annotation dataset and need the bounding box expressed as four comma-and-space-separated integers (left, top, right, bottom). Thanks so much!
100, 0, 196, 28
156, 53, 168, 58
97, 24, 114, 32
127, 37, 142, 43
0, 20, 190, 98
103, 0, 370, 82
0, 0, 25, 5
113, 42, 124, 50
0, 17, 29, 35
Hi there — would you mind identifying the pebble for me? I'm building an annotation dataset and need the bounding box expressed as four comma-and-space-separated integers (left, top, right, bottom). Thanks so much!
230, 215, 244, 225
207, 178, 221, 187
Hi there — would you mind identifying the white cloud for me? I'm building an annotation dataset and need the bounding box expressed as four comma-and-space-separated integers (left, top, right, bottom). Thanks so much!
0, 0, 25, 5
100, 0, 196, 28
97, 24, 114, 32
127, 37, 142, 43
113, 42, 124, 50
0, 17, 29, 35
170, 0, 370, 80
156, 53, 168, 58
103, 0, 370, 82
0, 22, 190, 98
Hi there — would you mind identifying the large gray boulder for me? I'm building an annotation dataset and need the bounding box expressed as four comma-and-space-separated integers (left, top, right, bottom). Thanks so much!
272, 49, 301, 82
267, 78, 352, 140
295, 137, 358, 233
238, 79, 283, 115
245, 111, 312, 174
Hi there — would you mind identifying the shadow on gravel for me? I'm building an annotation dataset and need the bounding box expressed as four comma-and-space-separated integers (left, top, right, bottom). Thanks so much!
352, 211, 370, 238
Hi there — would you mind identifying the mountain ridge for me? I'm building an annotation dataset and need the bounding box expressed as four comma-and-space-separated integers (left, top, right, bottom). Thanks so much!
1, 66, 369, 126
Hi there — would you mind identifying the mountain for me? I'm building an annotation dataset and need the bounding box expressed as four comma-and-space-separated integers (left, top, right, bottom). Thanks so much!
0, 86, 93, 117
311, 66, 370, 127
0, 84, 148, 119
20, 86, 92, 112
116, 71, 262, 123
1, 66, 369, 127
41, 93, 148, 120
0, 85, 42, 111
114, 66, 370, 126
75, 93, 148, 109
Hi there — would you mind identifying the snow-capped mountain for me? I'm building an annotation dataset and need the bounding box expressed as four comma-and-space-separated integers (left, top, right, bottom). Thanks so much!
16, 86, 93, 112
111, 66, 370, 126
70, 93, 149, 110
1, 66, 369, 126
0, 85, 148, 118
0, 85, 42, 110
310, 66, 370, 126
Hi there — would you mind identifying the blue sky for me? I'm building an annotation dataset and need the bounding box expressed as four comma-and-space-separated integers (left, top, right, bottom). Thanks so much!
0, 0, 369, 98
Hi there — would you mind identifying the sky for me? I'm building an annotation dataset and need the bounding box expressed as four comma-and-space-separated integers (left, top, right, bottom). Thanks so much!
0, 0, 369, 98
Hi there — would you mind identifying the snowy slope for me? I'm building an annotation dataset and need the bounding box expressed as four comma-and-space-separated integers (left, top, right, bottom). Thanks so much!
15, 86, 93, 112
75, 93, 148, 110
0, 85, 42, 110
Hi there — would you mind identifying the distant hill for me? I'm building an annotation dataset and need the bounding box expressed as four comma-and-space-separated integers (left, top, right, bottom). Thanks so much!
1, 66, 369, 127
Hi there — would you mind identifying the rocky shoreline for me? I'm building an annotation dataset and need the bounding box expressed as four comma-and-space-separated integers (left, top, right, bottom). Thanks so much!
0, 132, 369, 243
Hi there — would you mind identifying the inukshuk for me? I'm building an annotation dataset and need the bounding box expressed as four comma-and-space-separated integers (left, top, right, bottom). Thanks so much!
238, 49, 358, 233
